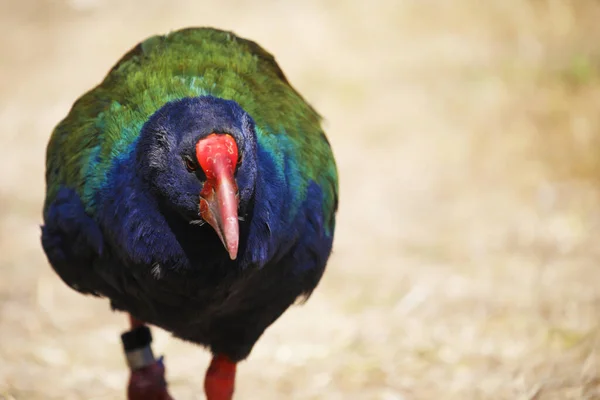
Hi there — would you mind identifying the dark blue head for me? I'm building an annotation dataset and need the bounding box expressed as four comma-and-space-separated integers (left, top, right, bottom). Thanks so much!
136, 96, 258, 259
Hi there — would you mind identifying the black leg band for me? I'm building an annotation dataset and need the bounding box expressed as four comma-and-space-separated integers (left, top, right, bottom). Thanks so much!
121, 325, 152, 351
121, 325, 156, 370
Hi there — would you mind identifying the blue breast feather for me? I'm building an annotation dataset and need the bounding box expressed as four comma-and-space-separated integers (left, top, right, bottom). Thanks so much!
42, 140, 333, 285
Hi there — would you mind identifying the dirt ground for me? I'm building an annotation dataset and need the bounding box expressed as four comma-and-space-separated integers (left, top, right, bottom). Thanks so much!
1, 1, 600, 399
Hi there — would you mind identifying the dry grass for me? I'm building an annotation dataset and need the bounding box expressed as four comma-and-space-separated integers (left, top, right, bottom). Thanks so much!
1, 0, 600, 399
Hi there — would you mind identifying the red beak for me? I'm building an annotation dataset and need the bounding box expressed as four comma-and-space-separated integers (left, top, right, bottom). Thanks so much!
196, 134, 240, 260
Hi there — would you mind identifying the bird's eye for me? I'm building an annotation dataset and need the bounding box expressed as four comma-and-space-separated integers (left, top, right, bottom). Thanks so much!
183, 155, 197, 172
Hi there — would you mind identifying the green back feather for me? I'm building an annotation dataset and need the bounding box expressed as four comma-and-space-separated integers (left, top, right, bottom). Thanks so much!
45, 28, 338, 229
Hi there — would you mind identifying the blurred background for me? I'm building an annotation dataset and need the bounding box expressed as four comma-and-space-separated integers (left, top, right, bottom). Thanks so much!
1, 0, 600, 399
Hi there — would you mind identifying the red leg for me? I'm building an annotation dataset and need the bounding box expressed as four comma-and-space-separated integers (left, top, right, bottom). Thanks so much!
205, 355, 237, 400
123, 314, 174, 400
129, 314, 145, 329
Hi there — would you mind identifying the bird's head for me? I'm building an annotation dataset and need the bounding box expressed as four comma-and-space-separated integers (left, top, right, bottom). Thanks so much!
137, 97, 258, 260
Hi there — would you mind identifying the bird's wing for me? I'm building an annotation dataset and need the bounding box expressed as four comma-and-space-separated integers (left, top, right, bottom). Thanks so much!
41, 187, 105, 295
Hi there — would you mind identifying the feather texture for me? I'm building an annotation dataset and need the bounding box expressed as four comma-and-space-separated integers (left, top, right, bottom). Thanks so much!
45, 28, 337, 224
41, 27, 338, 361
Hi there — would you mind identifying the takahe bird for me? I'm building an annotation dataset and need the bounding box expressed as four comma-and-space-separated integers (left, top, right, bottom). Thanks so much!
41, 27, 338, 399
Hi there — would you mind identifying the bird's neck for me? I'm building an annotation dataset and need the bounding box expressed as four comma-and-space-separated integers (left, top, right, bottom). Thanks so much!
157, 198, 254, 274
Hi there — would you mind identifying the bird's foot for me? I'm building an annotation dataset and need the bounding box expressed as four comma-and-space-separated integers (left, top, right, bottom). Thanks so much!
122, 324, 174, 400
204, 354, 237, 400
127, 356, 173, 400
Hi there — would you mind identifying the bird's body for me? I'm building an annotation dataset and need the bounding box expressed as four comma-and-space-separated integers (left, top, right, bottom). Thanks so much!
41, 28, 337, 398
